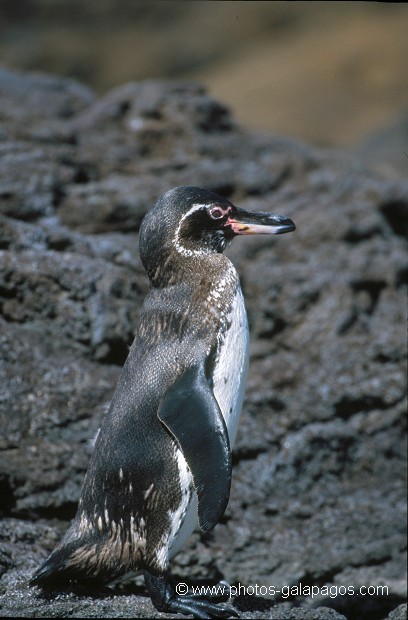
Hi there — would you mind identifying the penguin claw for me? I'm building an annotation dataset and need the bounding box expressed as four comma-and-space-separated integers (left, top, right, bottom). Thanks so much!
161, 596, 238, 619
144, 571, 238, 619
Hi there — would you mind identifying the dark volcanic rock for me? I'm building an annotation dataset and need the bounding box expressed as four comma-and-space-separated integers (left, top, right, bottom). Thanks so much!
0, 67, 406, 619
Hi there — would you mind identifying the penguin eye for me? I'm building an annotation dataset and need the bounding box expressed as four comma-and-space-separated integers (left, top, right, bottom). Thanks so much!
208, 206, 225, 220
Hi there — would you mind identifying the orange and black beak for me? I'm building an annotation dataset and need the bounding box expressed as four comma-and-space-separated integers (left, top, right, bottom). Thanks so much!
225, 208, 295, 236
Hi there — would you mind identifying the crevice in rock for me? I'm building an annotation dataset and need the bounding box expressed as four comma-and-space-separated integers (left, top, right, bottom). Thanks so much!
52, 184, 66, 208
395, 265, 408, 288
232, 446, 268, 466
334, 395, 390, 419
16, 502, 78, 522
0, 475, 16, 517
350, 279, 386, 313
258, 315, 287, 339
379, 199, 408, 238
343, 225, 381, 243
93, 337, 131, 366
337, 279, 387, 335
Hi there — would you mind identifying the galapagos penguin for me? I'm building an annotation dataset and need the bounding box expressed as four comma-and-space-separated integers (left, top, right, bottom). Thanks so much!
30, 187, 295, 618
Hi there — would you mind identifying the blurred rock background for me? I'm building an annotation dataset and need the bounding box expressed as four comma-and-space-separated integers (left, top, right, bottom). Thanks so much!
0, 0, 407, 155
0, 2, 406, 620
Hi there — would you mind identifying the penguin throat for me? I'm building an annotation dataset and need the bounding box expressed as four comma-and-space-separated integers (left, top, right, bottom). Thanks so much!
174, 230, 228, 257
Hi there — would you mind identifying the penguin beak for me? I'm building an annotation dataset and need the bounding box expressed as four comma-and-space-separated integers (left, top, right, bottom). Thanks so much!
225, 208, 296, 235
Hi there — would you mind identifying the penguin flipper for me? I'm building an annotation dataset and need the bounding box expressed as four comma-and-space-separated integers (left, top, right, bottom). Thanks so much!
158, 364, 232, 532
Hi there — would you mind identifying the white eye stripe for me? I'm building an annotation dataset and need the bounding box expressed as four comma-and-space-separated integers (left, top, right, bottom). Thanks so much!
182, 203, 209, 218
173, 203, 209, 257
172, 202, 229, 256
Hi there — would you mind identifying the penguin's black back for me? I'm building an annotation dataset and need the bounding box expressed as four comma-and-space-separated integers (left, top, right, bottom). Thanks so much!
31, 251, 240, 587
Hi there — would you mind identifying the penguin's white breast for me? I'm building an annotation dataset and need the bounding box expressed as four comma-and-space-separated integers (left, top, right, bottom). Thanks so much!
168, 286, 249, 561
212, 286, 249, 447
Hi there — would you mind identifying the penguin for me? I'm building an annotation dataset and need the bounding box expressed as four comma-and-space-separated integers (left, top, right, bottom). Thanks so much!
30, 187, 295, 618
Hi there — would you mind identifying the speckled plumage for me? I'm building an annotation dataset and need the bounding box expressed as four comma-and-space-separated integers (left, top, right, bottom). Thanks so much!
31, 187, 295, 618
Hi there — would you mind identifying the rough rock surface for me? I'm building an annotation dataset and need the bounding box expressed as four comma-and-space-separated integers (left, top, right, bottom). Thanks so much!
0, 67, 406, 619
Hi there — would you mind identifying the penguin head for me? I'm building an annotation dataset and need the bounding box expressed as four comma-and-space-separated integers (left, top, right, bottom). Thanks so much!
139, 186, 295, 283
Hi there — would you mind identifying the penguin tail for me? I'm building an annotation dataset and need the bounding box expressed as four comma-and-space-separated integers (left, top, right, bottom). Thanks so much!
30, 550, 74, 590
30, 561, 57, 587
30, 533, 95, 590
30, 534, 115, 592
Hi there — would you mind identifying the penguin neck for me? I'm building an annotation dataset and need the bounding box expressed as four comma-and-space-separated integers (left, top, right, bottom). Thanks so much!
145, 247, 230, 290
139, 249, 241, 357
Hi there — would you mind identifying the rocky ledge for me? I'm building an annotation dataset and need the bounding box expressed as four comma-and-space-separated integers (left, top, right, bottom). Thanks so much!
0, 67, 406, 619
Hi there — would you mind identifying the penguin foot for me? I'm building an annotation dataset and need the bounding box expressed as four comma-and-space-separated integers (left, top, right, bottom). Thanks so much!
144, 571, 238, 619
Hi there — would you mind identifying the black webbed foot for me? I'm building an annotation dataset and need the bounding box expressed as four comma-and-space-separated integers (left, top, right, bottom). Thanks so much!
144, 571, 238, 619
